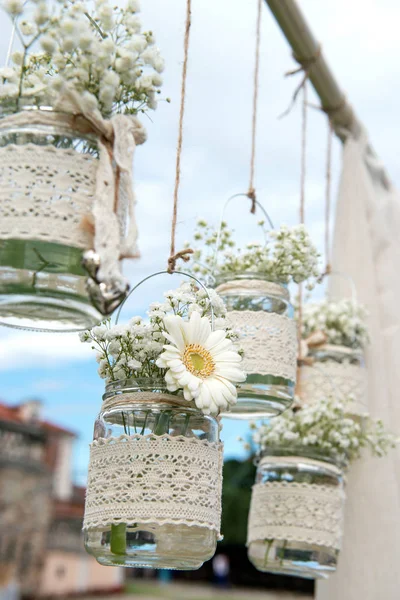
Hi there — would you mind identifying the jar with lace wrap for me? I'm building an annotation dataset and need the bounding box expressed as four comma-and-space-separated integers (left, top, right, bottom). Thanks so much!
247, 447, 346, 579
83, 378, 223, 570
214, 273, 297, 418
298, 345, 367, 418
0, 104, 145, 331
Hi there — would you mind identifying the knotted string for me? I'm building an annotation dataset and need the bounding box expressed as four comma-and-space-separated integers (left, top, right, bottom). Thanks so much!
247, 0, 262, 214
324, 118, 333, 276
167, 0, 194, 273
279, 44, 322, 119
296, 85, 308, 382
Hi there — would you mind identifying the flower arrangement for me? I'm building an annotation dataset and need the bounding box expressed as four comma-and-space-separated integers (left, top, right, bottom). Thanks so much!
0, 0, 165, 116
185, 219, 321, 286
80, 282, 245, 415
248, 396, 397, 465
301, 298, 369, 350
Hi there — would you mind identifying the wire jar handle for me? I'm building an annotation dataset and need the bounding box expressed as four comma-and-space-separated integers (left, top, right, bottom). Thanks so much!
114, 270, 215, 330
323, 269, 358, 304
212, 193, 274, 277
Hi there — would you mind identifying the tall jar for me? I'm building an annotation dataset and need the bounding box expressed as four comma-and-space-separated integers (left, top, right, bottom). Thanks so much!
298, 345, 367, 417
214, 274, 297, 418
247, 448, 346, 579
0, 107, 103, 331
83, 379, 223, 570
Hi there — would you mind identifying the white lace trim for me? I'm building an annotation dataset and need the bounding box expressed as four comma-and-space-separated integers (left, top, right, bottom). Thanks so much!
0, 143, 96, 249
298, 361, 367, 415
83, 434, 223, 534
226, 311, 297, 381
247, 480, 345, 550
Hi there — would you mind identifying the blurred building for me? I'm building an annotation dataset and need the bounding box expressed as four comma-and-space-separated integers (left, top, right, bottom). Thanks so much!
0, 400, 123, 598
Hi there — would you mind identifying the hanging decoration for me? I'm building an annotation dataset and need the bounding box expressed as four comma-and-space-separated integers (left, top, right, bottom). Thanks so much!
297, 119, 368, 418
0, 0, 164, 331
297, 289, 369, 417
245, 396, 397, 579
81, 0, 246, 569
186, 212, 320, 418
81, 275, 245, 568
181, 1, 321, 419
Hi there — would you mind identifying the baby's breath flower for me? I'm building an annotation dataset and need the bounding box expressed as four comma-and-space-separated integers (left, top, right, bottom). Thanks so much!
248, 395, 397, 465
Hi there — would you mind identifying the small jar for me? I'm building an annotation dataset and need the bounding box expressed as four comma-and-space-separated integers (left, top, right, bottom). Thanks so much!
298, 345, 367, 417
214, 273, 297, 418
247, 447, 346, 579
0, 107, 102, 330
83, 379, 222, 570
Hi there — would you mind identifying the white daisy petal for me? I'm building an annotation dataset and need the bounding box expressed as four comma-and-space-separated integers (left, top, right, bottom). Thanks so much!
163, 315, 187, 351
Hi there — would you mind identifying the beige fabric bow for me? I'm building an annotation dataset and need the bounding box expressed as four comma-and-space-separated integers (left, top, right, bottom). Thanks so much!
298, 330, 328, 365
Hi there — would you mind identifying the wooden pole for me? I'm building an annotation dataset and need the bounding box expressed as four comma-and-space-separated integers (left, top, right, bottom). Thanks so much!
265, 0, 361, 141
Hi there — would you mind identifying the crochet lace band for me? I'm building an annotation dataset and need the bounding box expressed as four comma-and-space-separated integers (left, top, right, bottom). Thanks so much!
226, 311, 297, 382
298, 362, 368, 415
247, 480, 346, 550
83, 434, 223, 535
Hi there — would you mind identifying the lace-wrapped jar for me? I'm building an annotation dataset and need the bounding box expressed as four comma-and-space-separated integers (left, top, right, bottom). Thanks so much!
247, 448, 346, 579
298, 345, 367, 417
83, 379, 223, 570
0, 107, 103, 331
214, 274, 297, 418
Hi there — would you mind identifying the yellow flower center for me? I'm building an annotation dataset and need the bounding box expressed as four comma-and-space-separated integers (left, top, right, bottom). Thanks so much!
183, 344, 215, 378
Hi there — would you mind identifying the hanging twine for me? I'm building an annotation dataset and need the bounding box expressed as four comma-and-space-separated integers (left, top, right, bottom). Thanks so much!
247, 0, 262, 214
324, 118, 333, 276
296, 84, 308, 381
167, 0, 194, 274
279, 44, 321, 119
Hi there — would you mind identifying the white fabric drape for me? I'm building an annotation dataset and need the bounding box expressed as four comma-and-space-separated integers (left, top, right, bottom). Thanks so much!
316, 132, 400, 600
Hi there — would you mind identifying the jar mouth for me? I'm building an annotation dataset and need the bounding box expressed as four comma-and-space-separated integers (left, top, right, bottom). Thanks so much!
214, 272, 287, 286
259, 446, 348, 469
308, 344, 364, 360
103, 377, 174, 398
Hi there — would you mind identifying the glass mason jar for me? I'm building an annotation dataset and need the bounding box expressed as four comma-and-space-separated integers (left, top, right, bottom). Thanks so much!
214, 273, 296, 418
0, 107, 103, 330
298, 345, 367, 417
84, 379, 222, 570
247, 447, 346, 579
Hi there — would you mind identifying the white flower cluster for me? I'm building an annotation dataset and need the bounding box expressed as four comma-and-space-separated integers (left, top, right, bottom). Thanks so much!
0, 0, 165, 116
251, 396, 397, 464
186, 220, 321, 287
301, 298, 369, 350
80, 282, 237, 383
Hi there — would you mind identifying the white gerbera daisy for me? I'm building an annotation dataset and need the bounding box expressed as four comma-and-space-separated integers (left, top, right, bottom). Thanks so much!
156, 311, 245, 415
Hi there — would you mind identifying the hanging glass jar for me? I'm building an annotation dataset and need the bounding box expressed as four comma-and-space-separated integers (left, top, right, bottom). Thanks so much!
298, 345, 367, 418
215, 274, 297, 418
247, 448, 346, 579
298, 275, 369, 418
0, 106, 144, 331
83, 379, 223, 570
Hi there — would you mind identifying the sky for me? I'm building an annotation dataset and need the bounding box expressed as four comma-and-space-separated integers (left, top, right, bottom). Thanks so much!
0, 0, 399, 484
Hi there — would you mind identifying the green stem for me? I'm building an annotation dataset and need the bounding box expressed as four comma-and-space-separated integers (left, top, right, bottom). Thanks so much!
110, 523, 127, 556
278, 539, 287, 566
264, 538, 274, 569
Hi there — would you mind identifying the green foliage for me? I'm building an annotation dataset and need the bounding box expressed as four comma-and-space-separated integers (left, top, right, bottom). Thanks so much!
221, 458, 256, 545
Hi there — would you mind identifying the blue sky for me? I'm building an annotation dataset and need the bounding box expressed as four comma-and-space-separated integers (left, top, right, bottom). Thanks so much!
1, 0, 400, 484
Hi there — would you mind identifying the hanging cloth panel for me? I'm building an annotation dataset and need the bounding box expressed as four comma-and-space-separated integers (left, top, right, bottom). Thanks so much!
316, 132, 400, 600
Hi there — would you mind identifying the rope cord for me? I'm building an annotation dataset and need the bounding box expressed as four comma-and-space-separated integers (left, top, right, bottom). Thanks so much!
167, 0, 194, 273
247, 0, 263, 213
